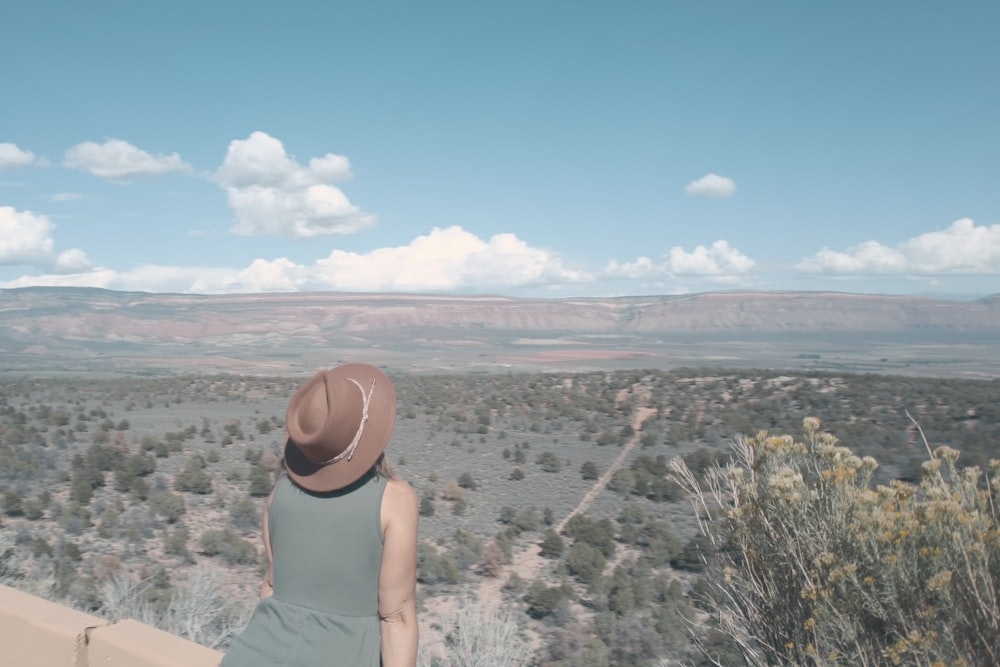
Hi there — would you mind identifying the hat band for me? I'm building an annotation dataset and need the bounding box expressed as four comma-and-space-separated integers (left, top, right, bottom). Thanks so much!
316, 377, 376, 466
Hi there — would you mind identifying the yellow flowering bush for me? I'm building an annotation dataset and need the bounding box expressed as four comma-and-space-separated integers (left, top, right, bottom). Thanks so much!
671, 418, 999, 666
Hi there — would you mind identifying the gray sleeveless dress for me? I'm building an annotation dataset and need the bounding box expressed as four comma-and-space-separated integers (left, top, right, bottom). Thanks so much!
221, 472, 387, 667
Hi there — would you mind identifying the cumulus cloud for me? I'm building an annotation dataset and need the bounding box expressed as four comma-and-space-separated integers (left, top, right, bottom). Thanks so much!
0, 206, 53, 264
684, 173, 736, 198
1, 226, 589, 294
0, 143, 36, 169
0, 206, 92, 272
669, 240, 755, 275
64, 139, 189, 180
53, 248, 93, 272
310, 226, 589, 291
604, 239, 755, 282
798, 218, 1000, 275
216, 131, 371, 238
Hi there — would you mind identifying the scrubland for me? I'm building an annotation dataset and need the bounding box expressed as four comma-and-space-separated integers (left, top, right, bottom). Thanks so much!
1, 368, 997, 666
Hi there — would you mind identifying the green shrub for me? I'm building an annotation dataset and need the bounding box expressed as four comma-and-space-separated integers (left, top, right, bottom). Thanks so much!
539, 529, 565, 558
564, 542, 605, 584
524, 580, 569, 619
670, 417, 1000, 666
198, 528, 257, 565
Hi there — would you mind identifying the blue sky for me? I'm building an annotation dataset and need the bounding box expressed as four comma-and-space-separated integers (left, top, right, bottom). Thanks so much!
1, 1, 998, 298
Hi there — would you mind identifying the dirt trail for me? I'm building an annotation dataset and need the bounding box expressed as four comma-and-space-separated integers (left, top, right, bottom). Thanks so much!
421, 388, 656, 652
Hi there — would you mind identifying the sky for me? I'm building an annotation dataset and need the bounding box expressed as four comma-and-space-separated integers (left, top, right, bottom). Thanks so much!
1, 1, 998, 299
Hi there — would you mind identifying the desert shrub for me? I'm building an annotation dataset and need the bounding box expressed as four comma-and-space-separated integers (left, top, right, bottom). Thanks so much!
580, 460, 599, 480
537, 451, 562, 472
420, 598, 533, 667
564, 542, 606, 585
100, 566, 253, 650
474, 540, 508, 578
513, 507, 540, 532
164, 524, 191, 559
457, 471, 477, 490
563, 514, 616, 558
198, 529, 258, 565
540, 528, 565, 558
21, 498, 44, 521
607, 468, 634, 495
416, 542, 459, 585
3, 490, 23, 516
419, 491, 436, 518
150, 491, 186, 524
229, 498, 259, 533
670, 417, 1000, 667
524, 579, 570, 619
175, 455, 213, 494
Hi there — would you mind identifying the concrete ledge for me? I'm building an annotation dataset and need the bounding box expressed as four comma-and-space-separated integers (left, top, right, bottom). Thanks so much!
0, 584, 102, 667
0, 584, 222, 667
87, 618, 222, 666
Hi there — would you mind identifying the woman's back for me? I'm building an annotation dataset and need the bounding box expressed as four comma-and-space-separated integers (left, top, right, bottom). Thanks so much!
270, 473, 385, 613
221, 473, 387, 667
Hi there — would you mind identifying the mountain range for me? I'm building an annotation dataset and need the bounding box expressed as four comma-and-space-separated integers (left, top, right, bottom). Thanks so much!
2, 287, 998, 377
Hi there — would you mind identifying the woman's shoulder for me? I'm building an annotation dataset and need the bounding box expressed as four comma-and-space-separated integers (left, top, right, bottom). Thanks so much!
383, 477, 417, 503
380, 478, 418, 537
382, 478, 418, 518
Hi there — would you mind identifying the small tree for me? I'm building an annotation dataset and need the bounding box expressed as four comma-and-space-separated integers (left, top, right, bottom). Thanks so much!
539, 529, 564, 559
457, 471, 478, 490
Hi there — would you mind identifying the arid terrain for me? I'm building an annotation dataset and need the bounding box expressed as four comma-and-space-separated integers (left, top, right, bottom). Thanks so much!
1, 287, 998, 665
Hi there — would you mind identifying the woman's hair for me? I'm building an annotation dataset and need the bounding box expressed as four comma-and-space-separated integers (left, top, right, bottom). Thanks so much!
372, 452, 397, 480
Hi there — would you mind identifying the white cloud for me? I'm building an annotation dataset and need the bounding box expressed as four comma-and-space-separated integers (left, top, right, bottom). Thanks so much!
311, 226, 589, 291
798, 218, 1000, 275
195, 258, 306, 293
0, 143, 36, 169
602, 256, 659, 279
0, 206, 92, 272
668, 240, 755, 275
685, 173, 736, 198
64, 139, 189, 180
0, 206, 53, 264
1, 226, 590, 294
216, 131, 371, 238
53, 248, 93, 272
604, 239, 755, 282
0, 266, 223, 292
51, 192, 83, 202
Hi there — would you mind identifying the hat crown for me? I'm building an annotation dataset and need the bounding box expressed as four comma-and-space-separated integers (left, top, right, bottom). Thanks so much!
286, 371, 367, 463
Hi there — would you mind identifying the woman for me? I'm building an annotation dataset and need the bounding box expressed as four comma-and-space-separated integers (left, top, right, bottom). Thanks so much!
221, 362, 419, 667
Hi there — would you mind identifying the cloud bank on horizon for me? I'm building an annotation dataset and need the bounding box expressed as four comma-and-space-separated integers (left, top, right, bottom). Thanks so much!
1, 3, 998, 299
1, 133, 998, 297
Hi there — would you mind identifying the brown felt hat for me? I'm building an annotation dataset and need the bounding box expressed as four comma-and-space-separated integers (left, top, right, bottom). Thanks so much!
283, 362, 396, 492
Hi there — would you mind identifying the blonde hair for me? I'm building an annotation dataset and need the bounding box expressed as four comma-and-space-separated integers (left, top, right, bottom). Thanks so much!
372, 452, 397, 480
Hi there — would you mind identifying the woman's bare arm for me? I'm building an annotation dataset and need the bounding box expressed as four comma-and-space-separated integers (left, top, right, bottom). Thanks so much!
260, 483, 277, 599
379, 478, 419, 667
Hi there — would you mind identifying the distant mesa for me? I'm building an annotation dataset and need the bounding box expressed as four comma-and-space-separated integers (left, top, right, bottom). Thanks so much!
1, 287, 998, 377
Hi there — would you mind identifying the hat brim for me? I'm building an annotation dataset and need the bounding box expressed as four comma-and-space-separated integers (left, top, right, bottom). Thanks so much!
283, 364, 396, 492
